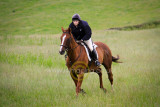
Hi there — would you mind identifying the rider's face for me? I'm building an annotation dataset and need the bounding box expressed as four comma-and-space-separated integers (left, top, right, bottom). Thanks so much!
73, 20, 79, 26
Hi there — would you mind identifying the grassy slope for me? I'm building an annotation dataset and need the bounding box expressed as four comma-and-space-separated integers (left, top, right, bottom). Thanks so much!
0, 0, 160, 36
0, 28, 160, 106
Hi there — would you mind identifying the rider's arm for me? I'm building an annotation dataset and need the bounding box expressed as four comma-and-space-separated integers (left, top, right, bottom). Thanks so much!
82, 23, 92, 41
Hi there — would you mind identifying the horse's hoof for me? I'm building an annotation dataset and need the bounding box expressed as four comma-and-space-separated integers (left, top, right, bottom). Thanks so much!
111, 85, 114, 92
75, 94, 79, 98
80, 89, 86, 95
102, 88, 107, 93
111, 88, 114, 93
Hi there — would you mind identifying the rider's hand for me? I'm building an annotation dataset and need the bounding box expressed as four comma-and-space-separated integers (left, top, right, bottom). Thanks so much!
81, 39, 83, 42
76, 39, 83, 43
76, 40, 81, 43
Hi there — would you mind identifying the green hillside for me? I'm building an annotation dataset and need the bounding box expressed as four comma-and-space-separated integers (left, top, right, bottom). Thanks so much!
0, 0, 160, 35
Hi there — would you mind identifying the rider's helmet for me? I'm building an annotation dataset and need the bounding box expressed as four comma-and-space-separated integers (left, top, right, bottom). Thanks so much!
72, 14, 81, 21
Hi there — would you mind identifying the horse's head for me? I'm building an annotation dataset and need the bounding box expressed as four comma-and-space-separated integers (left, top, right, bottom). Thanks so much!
59, 27, 72, 55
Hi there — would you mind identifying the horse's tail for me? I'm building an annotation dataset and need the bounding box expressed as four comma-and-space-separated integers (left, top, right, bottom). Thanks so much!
112, 55, 122, 63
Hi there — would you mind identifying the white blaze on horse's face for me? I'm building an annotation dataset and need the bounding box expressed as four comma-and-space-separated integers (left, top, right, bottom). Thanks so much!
60, 34, 66, 52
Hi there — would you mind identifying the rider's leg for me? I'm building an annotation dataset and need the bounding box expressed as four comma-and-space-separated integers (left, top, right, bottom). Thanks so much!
83, 38, 93, 51
83, 38, 101, 66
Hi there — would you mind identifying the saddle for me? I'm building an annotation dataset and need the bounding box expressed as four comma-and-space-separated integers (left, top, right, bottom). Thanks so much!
78, 41, 98, 62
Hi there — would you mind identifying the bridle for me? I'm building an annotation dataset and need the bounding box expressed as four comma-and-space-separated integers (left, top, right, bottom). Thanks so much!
60, 31, 82, 65
60, 32, 72, 50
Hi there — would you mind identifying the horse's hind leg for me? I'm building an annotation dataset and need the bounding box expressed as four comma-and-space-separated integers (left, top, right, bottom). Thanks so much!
103, 64, 114, 91
107, 68, 114, 91
95, 68, 106, 93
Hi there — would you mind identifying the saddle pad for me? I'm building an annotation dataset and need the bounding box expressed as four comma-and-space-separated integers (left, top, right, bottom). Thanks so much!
81, 43, 98, 61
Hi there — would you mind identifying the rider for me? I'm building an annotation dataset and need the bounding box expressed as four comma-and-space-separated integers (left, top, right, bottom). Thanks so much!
69, 13, 101, 67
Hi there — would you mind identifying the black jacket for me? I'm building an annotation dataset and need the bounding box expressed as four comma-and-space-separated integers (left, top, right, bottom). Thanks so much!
69, 20, 92, 40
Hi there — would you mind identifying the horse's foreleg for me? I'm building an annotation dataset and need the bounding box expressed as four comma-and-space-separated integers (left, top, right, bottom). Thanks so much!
76, 72, 84, 96
70, 70, 78, 87
70, 70, 85, 94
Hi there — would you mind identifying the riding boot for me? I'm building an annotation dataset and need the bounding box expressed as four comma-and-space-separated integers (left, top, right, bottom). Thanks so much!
92, 48, 101, 66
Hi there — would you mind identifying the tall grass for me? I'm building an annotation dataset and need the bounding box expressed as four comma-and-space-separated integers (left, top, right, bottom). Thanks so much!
0, 28, 160, 106
0, 52, 65, 68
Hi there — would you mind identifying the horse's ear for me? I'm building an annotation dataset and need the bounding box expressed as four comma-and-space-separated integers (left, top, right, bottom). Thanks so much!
61, 27, 64, 32
68, 27, 72, 33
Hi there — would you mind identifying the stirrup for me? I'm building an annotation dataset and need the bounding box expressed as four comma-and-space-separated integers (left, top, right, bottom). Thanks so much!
95, 60, 101, 66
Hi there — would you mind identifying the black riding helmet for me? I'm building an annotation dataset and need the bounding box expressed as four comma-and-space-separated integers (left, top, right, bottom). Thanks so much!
72, 14, 81, 21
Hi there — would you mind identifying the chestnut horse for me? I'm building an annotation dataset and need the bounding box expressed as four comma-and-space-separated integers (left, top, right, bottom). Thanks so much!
59, 27, 120, 96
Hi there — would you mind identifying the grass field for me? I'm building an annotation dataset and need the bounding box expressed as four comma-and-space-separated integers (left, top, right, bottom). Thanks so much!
0, 28, 160, 106
0, 0, 160, 106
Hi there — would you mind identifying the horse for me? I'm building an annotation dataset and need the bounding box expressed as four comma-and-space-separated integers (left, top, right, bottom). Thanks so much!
59, 27, 121, 96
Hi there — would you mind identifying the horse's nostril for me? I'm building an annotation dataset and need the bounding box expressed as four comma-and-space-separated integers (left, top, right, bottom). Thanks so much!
59, 50, 65, 55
